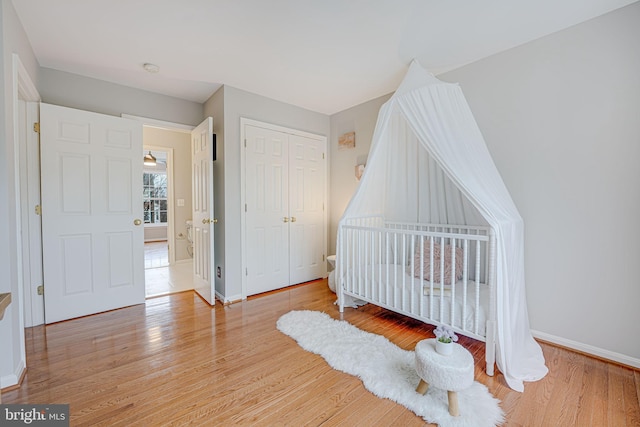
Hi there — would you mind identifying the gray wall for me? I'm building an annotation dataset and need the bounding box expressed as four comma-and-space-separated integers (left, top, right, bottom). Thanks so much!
203, 87, 225, 298
442, 2, 640, 360
328, 93, 391, 254
40, 68, 203, 126
204, 85, 330, 301
328, 2, 640, 363
0, 0, 40, 388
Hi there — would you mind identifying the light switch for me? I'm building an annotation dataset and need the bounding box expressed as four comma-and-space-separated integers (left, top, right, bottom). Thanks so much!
177, 198, 185, 207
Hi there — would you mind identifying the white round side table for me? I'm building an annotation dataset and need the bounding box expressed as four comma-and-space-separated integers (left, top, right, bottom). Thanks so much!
414, 338, 474, 417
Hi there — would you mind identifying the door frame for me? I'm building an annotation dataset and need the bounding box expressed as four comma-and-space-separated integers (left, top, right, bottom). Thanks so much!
239, 118, 328, 299
17, 100, 43, 327
11, 53, 40, 388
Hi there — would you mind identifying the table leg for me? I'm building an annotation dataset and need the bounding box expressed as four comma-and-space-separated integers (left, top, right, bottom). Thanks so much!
447, 390, 459, 416
416, 379, 429, 395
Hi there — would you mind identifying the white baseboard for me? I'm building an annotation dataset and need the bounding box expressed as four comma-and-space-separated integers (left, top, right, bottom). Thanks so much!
531, 330, 640, 369
215, 291, 243, 305
174, 258, 193, 265
0, 358, 26, 389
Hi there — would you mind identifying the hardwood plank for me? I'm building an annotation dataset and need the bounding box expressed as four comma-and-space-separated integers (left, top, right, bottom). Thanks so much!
622, 364, 640, 426
609, 364, 631, 426
3, 279, 639, 426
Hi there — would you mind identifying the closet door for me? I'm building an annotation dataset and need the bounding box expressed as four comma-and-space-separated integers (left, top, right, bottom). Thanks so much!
245, 125, 290, 295
288, 134, 325, 284
244, 123, 326, 297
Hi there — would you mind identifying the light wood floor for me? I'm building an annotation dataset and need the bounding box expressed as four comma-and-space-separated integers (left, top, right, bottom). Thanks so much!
4, 280, 639, 426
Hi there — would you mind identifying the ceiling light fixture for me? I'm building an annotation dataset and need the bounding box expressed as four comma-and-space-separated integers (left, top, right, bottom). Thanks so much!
143, 150, 157, 166
143, 63, 159, 73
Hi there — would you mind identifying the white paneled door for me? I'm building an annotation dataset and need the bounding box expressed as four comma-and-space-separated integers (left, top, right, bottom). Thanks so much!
191, 117, 215, 305
245, 126, 290, 295
40, 103, 144, 324
288, 134, 325, 285
244, 122, 326, 296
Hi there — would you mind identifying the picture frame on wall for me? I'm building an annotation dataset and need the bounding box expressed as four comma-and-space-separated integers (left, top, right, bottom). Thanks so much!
338, 131, 355, 150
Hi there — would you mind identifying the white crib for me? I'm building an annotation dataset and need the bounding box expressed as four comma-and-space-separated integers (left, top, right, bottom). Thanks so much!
337, 216, 497, 376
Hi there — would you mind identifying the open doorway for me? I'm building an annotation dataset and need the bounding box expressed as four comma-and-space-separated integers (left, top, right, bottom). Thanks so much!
143, 148, 170, 269
134, 122, 196, 298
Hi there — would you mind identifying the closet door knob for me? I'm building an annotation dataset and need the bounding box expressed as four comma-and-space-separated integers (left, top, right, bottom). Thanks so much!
283, 217, 289, 223
134, 219, 142, 226
291, 217, 297, 222
213, 219, 218, 224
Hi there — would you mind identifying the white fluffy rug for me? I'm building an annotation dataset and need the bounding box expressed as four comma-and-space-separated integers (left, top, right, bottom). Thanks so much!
277, 310, 504, 427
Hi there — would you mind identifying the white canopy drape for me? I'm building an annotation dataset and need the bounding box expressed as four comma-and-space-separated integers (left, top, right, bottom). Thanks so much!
337, 61, 548, 392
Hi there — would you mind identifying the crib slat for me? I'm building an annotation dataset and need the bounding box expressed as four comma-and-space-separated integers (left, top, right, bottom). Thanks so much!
401, 233, 407, 312
429, 236, 434, 319
462, 239, 468, 332
439, 236, 446, 325
475, 239, 481, 335
409, 234, 415, 315
419, 235, 425, 318
450, 238, 456, 329
385, 231, 390, 305
376, 230, 381, 302
393, 232, 398, 308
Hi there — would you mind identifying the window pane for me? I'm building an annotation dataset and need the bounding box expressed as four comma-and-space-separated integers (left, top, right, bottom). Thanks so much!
152, 187, 165, 198
154, 174, 167, 187
142, 172, 168, 224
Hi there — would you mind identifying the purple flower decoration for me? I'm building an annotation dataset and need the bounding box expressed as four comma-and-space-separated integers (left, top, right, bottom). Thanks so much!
434, 325, 458, 343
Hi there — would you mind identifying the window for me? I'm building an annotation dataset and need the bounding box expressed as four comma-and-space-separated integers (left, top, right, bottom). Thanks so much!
143, 172, 168, 224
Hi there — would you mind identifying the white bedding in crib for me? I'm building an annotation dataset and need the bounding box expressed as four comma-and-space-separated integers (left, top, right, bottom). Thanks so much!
342, 263, 489, 336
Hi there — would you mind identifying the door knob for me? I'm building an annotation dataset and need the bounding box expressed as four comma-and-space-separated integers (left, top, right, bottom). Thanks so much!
202, 218, 208, 224
291, 217, 297, 222
283, 217, 289, 223
213, 219, 218, 224
134, 219, 142, 226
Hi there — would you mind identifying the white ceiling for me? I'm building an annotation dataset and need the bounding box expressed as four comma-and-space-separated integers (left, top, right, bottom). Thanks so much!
12, 0, 637, 115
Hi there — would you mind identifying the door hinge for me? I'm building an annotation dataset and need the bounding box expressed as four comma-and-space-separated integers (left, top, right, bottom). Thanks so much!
35, 205, 41, 215
322, 254, 325, 261
37, 285, 44, 296
245, 268, 248, 276
33, 122, 40, 133
322, 153, 325, 160
244, 139, 247, 148
245, 203, 247, 212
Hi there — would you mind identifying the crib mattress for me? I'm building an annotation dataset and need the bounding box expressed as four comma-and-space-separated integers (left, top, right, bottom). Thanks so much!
341, 263, 489, 336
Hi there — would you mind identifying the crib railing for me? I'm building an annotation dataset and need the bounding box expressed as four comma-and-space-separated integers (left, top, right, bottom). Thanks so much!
337, 218, 495, 341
